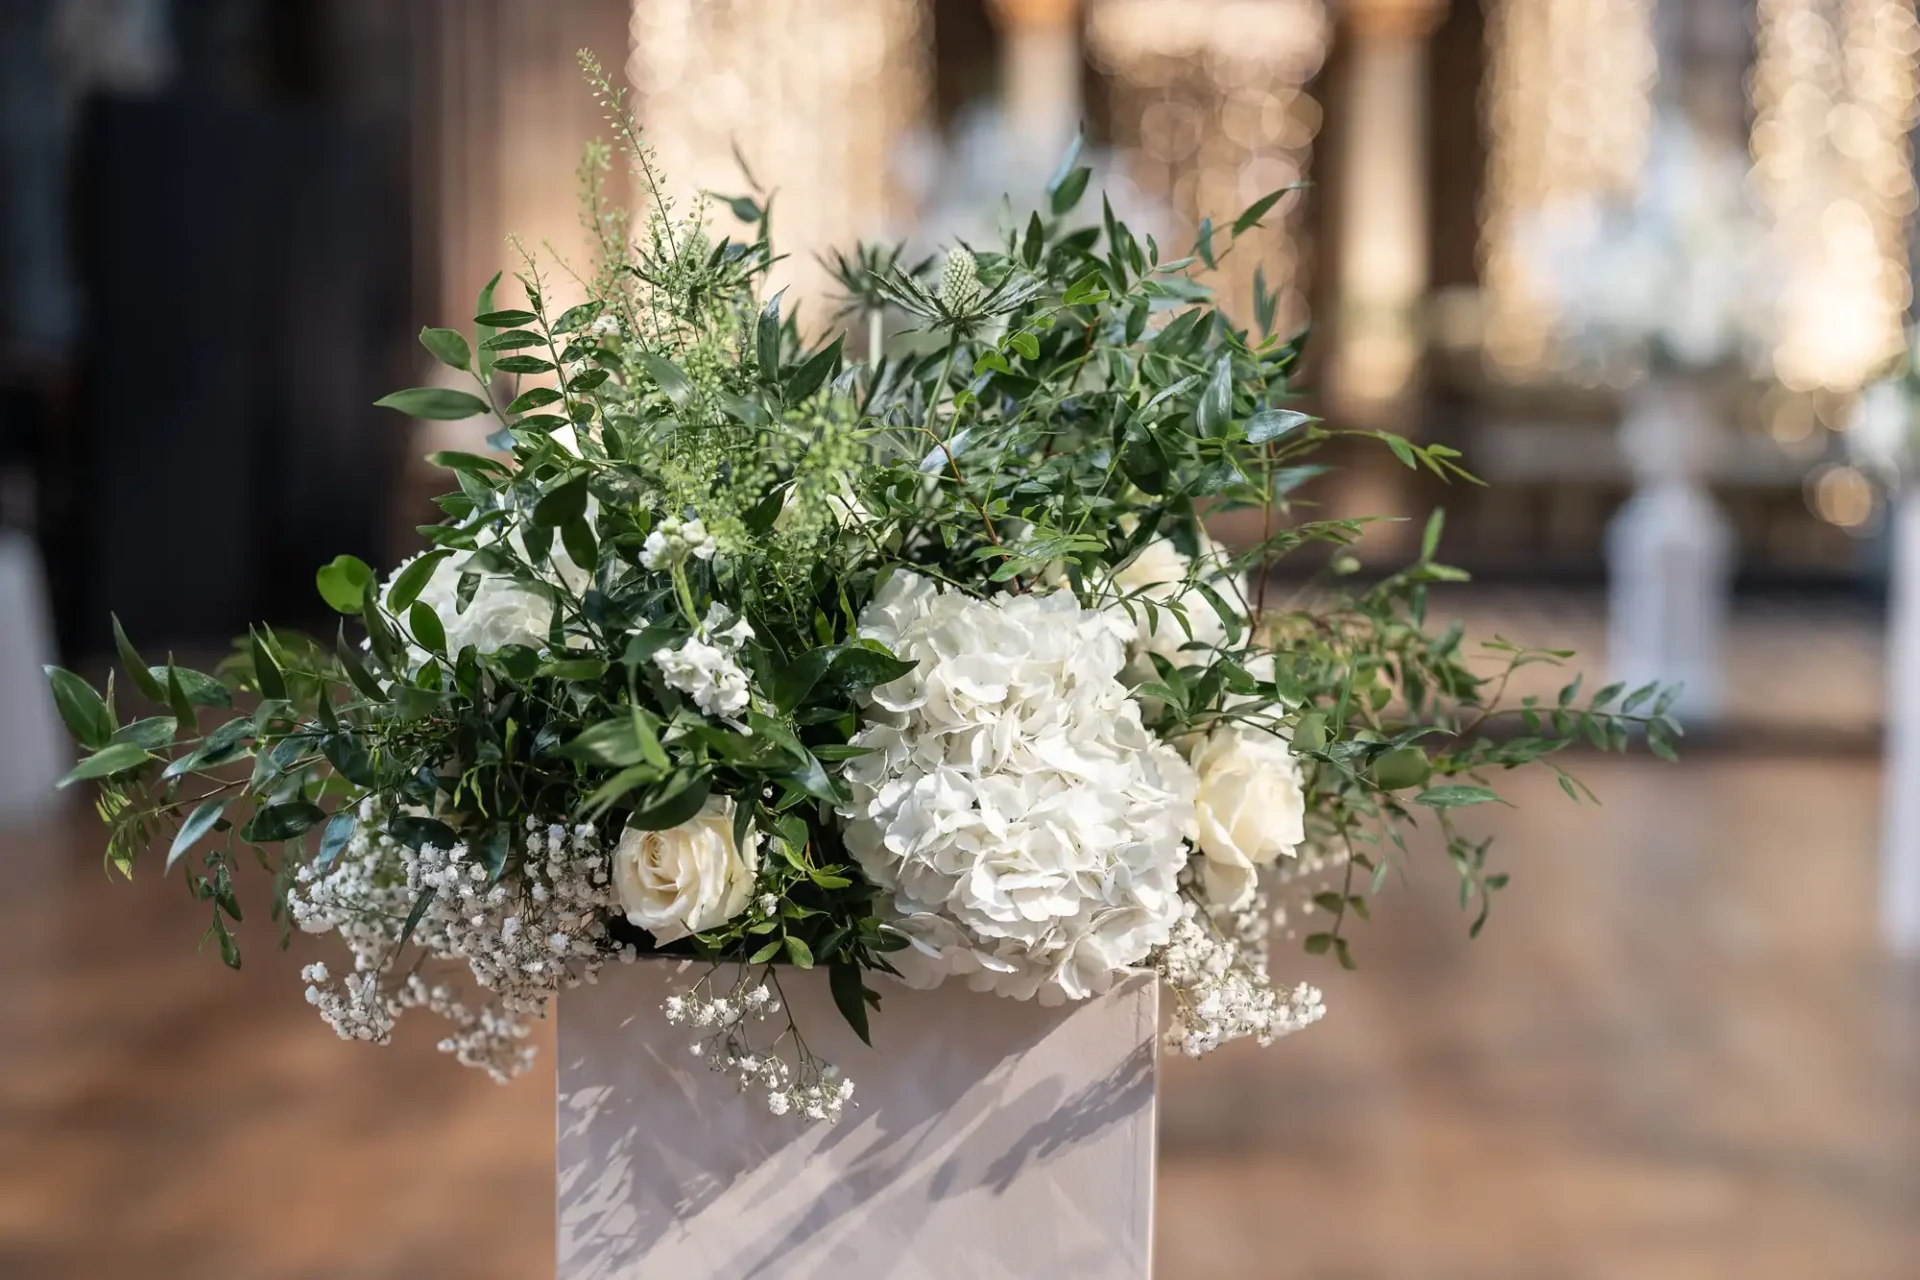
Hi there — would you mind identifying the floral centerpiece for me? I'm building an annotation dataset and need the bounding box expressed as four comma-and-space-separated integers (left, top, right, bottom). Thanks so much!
1520, 110, 1773, 383
47, 57, 1679, 1124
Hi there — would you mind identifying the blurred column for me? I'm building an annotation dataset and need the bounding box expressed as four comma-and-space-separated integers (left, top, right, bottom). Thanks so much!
1605, 376, 1733, 724
0, 530, 65, 822
989, 0, 1082, 179
1883, 0, 1920, 954
1886, 494, 1920, 952
629, 0, 930, 312
1326, 0, 1447, 426
408, 0, 630, 484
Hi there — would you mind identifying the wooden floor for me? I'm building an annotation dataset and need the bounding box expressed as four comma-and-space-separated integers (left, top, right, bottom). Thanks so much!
2, 755, 1915, 1278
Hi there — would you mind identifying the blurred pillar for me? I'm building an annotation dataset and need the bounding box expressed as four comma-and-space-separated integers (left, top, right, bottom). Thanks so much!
988, 0, 1082, 179
1605, 376, 1733, 725
0, 530, 64, 823
628, 0, 930, 314
1885, 494, 1920, 952
1326, 0, 1446, 427
406, 0, 631, 497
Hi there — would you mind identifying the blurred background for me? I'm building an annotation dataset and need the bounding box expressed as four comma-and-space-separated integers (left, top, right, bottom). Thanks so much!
2, 1, 1918, 1276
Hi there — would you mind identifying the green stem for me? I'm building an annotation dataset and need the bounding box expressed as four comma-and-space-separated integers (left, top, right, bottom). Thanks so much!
670, 562, 701, 628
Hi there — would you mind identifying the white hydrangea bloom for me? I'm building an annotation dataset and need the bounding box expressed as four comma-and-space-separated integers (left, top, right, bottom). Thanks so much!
1106, 530, 1246, 680
839, 572, 1199, 1005
653, 604, 754, 720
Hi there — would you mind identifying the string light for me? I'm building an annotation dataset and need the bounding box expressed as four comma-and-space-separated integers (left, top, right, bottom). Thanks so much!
628, 0, 929, 309
1809, 461, 1879, 529
1086, 0, 1329, 332
1749, 0, 1920, 393
1479, 0, 1658, 379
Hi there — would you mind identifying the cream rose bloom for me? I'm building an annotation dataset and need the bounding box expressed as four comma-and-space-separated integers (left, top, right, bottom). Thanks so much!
1190, 724, 1306, 909
611, 796, 761, 943
379, 498, 594, 667
1107, 531, 1246, 679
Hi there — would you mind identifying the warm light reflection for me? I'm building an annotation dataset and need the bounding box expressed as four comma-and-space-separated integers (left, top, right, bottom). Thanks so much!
1086, 0, 1329, 332
1751, 0, 1920, 391
1810, 462, 1878, 529
1479, 0, 1657, 379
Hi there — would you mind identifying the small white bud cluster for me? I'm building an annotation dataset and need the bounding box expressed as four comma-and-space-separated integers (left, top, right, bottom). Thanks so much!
663, 969, 855, 1123
640, 515, 718, 570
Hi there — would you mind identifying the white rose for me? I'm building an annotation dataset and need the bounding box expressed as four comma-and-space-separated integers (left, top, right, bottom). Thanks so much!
379, 495, 594, 667
1107, 531, 1245, 677
1189, 724, 1306, 910
611, 796, 761, 943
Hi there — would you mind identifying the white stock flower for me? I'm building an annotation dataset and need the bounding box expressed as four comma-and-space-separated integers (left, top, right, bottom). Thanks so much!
653, 604, 755, 720
1107, 530, 1245, 679
641, 516, 719, 570
611, 795, 761, 944
1189, 723, 1307, 910
840, 572, 1199, 1005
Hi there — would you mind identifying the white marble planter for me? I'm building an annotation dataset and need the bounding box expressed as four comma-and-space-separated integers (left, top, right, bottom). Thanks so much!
556, 962, 1158, 1279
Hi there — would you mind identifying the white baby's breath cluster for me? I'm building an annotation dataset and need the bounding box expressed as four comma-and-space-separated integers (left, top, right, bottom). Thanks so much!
652, 603, 754, 721
661, 966, 855, 1123
1153, 890, 1325, 1059
841, 572, 1199, 1005
641, 514, 718, 570
290, 802, 634, 1082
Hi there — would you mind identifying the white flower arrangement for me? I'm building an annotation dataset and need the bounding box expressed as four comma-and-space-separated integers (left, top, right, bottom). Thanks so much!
1520, 110, 1774, 381
49, 55, 1680, 1127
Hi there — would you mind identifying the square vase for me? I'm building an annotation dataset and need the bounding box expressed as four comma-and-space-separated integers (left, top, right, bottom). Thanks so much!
556, 961, 1158, 1279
